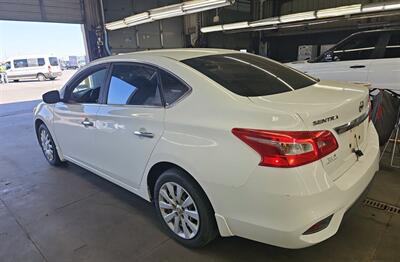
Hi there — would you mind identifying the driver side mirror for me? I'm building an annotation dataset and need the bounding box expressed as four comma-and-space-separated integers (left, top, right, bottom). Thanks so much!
322, 51, 334, 62
42, 90, 61, 104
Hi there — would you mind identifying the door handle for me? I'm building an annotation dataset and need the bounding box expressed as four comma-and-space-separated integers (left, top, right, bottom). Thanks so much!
81, 119, 94, 127
350, 65, 366, 69
134, 130, 154, 138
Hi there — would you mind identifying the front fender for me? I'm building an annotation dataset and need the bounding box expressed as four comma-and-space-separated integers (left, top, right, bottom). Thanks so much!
34, 102, 65, 161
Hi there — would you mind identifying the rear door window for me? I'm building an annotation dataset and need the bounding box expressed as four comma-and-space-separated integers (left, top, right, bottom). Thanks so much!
107, 64, 162, 106
330, 32, 380, 61
384, 32, 400, 59
182, 53, 317, 97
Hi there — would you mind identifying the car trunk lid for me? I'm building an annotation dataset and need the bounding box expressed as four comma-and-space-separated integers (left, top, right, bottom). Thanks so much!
248, 80, 371, 180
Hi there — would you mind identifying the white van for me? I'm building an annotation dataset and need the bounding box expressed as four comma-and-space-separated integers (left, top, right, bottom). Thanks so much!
287, 28, 400, 91
4, 55, 62, 82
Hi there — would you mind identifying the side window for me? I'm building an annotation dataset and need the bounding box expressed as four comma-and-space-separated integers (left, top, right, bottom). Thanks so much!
107, 64, 162, 106
327, 33, 379, 62
69, 68, 108, 104
38, 58, 45, 66
160, 70, 189, 105
5, 62, 11, 70
384, 32, 400, 59
14, 59, 28, 68
27, 58, 39, 67
49, 57, 59, 66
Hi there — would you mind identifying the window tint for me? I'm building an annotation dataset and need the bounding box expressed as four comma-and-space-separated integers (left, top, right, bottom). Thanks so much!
5, 62, 11, 70
329, 33, 379, 61
14, 59, 28, 68
182, 53, 317, 97
38, 58, 45, 66
107, 64, 161, 106
69, 68, 108, 103
160, 70, 189, 105
384, 32, 400, 59
49, 57, 59, 66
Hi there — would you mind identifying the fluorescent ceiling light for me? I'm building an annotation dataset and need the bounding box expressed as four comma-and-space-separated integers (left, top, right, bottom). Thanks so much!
184, 0, 234, 14
383, 2, 400, 10
183, 0, 232, 10
106, 20, 126, 30
124, 12, 151, 25
106, 0, 235, 31
316, 4, 361, 18
362, 4, 384, 13
150, 4, 184, 19
200, 25, 223, 33
279, 11, 316, 23
222, 21, 249, 30
249, 17, 279, 27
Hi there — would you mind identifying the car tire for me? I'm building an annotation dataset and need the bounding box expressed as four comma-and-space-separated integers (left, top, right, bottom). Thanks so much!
37, 73, 46, 81
37, 124, 62, 166
154, 168, 218, 248
49, 77, 56, 81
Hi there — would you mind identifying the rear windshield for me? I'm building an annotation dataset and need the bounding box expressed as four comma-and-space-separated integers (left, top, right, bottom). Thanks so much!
49, 57, 59, 66
182, 53, 317, 97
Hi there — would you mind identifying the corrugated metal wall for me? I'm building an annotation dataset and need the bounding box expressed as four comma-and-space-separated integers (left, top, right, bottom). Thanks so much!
0, 0, 84, 23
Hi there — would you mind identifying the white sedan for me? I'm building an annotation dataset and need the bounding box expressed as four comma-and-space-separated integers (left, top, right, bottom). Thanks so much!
34, 49, 379, 248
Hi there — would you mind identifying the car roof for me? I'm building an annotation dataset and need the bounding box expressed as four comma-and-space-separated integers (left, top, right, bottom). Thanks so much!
98, 48, 238, 62
351, 27, 400, 35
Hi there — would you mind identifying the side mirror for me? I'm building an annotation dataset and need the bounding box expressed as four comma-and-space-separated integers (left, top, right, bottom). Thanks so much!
42, 90, 61, 104
322, 51, 334, 62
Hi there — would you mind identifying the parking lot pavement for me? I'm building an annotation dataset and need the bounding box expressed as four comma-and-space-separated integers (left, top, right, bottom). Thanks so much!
0, 99, 399, 262
0, 70, 77, 105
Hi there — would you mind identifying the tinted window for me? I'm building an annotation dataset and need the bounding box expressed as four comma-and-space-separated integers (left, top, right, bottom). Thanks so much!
384, 32, 400, 59
5, 62, 11, 70
38, 58, 45, 66
182, 53, 316, 97
69, 68, 108, 103
49, 57, 59, 66
329, 33, 379, 61
160, 70, 189, 105
14, 59, 28, 68
107, 64, 161, 106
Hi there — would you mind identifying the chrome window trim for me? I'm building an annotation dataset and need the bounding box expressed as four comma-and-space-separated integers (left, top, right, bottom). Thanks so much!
334, 111, 369, 135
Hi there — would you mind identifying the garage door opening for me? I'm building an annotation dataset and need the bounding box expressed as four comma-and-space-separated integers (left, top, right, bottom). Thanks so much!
0, 20, 87, 105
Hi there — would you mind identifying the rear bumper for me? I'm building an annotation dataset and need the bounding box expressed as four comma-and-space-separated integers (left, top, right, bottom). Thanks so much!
214, 124, 380, 248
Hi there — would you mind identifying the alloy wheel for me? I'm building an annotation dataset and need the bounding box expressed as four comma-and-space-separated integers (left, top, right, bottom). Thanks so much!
158, 182, 200, 239
40, 129, 54, 162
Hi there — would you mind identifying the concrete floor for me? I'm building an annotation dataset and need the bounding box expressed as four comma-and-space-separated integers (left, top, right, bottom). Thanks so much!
0, 100, 399, 262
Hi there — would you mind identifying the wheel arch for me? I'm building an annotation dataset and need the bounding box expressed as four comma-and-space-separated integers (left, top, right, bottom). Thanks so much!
147, 162, 213, 210
34, 118, 45, 144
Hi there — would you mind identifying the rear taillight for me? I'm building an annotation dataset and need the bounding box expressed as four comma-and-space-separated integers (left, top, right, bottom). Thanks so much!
48, 65, 52, 73
232, 128, 338, 168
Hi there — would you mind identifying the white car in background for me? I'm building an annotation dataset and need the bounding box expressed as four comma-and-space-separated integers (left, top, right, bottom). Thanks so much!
34, 49, 379, 248
287, 28, 400, 91
5, 55, 62, 82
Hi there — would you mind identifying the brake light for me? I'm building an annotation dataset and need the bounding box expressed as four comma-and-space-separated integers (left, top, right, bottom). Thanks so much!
48, 65, 52, 73
232, 128, 338, 168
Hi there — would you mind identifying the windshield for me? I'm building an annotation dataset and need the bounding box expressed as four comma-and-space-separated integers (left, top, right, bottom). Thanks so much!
182, 53, 317, 97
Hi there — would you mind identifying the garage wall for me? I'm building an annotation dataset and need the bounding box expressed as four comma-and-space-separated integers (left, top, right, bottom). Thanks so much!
0, 0, 84, 23
104, 0, 185, 53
